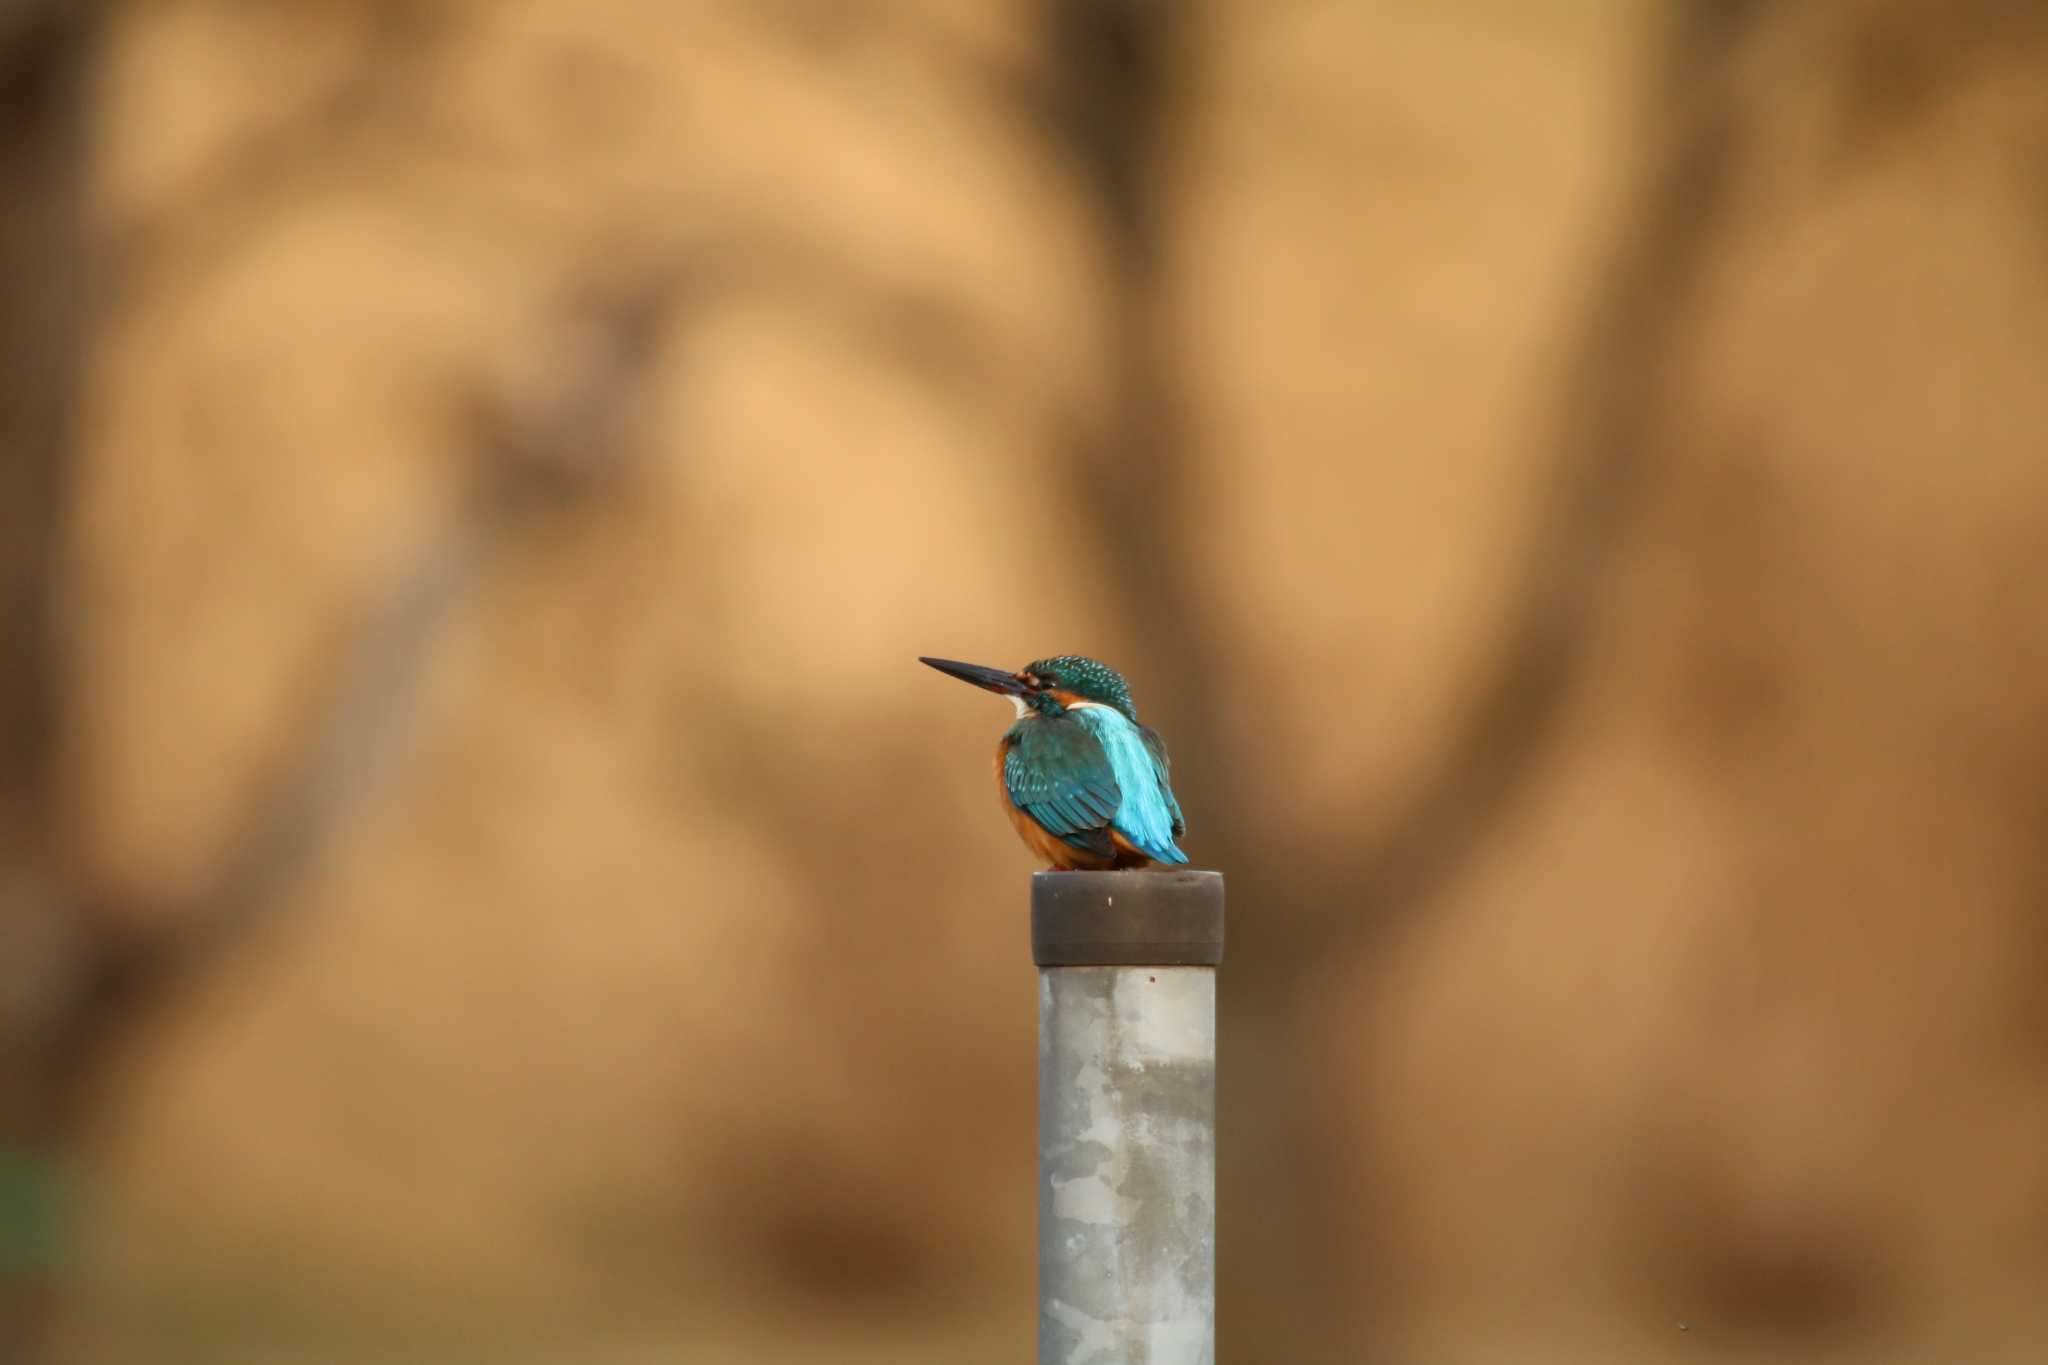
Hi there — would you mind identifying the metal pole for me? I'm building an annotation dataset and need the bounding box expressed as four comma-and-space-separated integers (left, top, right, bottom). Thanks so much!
1034, 869, 1223, 1365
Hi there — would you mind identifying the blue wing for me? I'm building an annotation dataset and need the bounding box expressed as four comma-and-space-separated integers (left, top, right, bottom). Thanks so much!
1004, 717, 1121, 859
1071, 707, 1189, 864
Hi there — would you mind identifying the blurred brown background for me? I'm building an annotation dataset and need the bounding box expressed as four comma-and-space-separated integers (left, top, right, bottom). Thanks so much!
5, 0, 2048, 1361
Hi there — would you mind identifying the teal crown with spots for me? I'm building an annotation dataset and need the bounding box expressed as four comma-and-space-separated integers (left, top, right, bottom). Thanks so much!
1025, 655, 1138, 721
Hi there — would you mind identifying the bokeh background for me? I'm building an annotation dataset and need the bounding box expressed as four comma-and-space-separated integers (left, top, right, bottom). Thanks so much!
5, 1, 2048, 1361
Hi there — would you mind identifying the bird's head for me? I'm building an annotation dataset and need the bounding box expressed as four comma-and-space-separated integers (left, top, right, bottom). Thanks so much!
918, 654, 1139, 721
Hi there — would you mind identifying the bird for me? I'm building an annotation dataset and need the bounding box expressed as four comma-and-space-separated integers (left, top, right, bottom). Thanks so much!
919, 654, 1188, 871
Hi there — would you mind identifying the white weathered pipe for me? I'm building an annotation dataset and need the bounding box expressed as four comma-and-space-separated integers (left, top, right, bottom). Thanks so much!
1033, 870, 1223, 1365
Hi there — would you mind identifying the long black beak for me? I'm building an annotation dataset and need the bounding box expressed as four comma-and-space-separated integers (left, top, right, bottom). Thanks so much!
919, 656, 1026, 696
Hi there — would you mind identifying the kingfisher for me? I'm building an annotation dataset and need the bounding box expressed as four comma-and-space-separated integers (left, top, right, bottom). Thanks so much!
919, 654, 1188, 870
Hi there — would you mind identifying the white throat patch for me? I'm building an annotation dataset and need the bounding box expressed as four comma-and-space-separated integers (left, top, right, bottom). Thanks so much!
1014, 695, 1109, 718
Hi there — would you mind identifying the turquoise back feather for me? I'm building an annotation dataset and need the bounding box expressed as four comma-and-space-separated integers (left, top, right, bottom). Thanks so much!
1071, 706, 1188, 863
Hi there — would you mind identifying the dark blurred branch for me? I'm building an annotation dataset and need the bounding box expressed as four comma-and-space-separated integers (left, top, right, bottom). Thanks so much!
1035, 0, 1235, 777
47, 270, 689, 1108
1030, 0, 1757, 963
1289, 3, 1754, 964
1244, 2, 1760, 1342
4, 11, 743, 1326
0, 0, 82, 811
0, 0, 87, 1102
0, 5, 92, 1357
3, 237, 685, 1359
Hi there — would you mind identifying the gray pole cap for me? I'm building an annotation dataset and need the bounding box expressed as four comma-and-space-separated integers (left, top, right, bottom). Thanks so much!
1030, 869, 1225, 967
